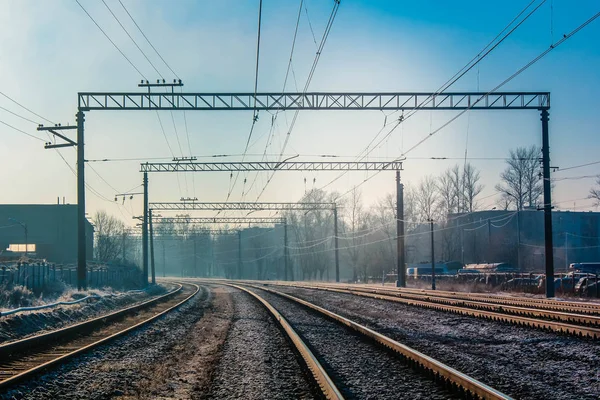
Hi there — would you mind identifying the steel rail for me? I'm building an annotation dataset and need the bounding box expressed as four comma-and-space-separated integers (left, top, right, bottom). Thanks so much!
239, 283, 511, 400
388, 285, 600, 313
262, 282, 600, 339
0, 282, 200, 389
280, 283, 600, 327
224, 283, 344, 400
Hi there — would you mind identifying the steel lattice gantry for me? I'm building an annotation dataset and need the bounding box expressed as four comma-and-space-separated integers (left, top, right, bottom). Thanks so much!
56, 88, 555, 296
150, 202, 335, 211
152, 217, 286, 224
149, 201, 336, 281
79, 92, 549, 111
140, 161, 403, 173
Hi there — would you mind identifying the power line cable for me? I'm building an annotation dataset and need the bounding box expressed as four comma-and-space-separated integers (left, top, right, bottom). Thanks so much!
75, 0, 146, 79
100, 0, 164, 79
117, 0, 179, 79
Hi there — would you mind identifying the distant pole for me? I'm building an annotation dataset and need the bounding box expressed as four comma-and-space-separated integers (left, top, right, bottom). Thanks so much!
193, 234, 197, 277
429, 218, 436, 290
284, 220, 289, 281
142, 171, 149, 287
541, 108, 555, 298
565, 232, 568, 272
238, 230, 242, 279
334, 205, 340, 282
149, 209, 156, 285
396, 171, 405, 287
76, 110, 87, 290
122, 231, 126, 262
516, 211, 521, 270
487, 218, 492, 262
162, 241, 166, 277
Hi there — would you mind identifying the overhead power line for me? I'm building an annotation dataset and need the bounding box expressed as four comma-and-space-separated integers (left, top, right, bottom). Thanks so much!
117, 0, 179, 79
332, 9, 600, 202
100, 0, 164, 79
75, 0, 146, 79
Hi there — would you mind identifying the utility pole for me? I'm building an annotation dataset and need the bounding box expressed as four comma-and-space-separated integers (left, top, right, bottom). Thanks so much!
516, 211, 521, 270
565, 232, 568, 272
284, 220, 289, 281
162, 241, 166, 277
149, 209, 156, 285
396, 170, 405, 287
429, 218, 436, 290
238, 230, 242, 280
142, 172, 149, 287
122, 231, 126, 263
334, 205, 339, 283
193, 234, 197, 277
40, 120, 84, 289
487, 218, 492, 262
541, 109, 555, 298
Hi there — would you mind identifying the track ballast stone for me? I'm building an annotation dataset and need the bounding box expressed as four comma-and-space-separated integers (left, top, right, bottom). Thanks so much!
205, 287, 316, 399
251, 286, 456, 400
274, 285, 600, 400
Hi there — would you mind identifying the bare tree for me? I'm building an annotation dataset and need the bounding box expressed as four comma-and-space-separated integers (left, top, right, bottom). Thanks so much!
93, 211, 126, 262
462, 163, 484, 212
495, 146, 542, 210
343, 188, 367, 282
437, 168, 457, 216
416, 176, 439, 221
590, 176, 600, 205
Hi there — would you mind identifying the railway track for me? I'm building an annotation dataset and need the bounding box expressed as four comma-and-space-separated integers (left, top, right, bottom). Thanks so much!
0, 282, 200, 390
257, 282, 600, 339
224, 282, 511, 400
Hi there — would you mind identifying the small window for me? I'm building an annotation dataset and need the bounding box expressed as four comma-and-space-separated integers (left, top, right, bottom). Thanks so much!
7, 244, 36, 253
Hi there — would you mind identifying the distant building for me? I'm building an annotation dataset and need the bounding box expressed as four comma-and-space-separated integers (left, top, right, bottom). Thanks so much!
0, 204, 94, 263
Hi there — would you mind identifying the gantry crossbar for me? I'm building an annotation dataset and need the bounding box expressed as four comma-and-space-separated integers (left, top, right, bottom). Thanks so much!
79, 91, 550, 111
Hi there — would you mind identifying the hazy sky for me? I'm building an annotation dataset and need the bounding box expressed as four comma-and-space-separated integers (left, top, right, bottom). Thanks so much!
0, 0, 599, 226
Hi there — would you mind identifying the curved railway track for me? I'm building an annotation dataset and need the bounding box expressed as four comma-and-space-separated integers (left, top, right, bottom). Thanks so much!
0, 282, 200, 390
222, 282, 511, 400
257, 282, 600, 339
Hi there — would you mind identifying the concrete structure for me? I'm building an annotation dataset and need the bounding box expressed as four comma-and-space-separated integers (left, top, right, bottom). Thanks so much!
0, 205, 94, 263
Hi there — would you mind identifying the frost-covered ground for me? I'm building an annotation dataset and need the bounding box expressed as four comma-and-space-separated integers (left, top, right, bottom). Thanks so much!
0, 283, 169, 343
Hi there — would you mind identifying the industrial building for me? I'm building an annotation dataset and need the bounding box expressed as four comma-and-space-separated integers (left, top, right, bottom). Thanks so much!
0, 204, 94, 263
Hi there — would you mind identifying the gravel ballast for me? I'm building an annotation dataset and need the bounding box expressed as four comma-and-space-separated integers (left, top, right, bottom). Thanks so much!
249, 286, 456, 399
205, 287, 316, 399
271, 285, 600, 400
1, 284, 213, 400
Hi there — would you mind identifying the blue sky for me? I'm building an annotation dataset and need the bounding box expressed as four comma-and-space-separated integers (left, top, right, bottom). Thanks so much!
0, 0, 599, 224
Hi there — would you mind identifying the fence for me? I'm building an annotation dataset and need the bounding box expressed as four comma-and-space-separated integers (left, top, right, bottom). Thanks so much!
0, 262, 142, 292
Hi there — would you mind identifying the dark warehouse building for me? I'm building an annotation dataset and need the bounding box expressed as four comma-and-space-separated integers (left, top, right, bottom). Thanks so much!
0, 204, 94, 263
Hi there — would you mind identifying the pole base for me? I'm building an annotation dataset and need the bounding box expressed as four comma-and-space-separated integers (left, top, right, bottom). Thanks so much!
395, 280, 405, 288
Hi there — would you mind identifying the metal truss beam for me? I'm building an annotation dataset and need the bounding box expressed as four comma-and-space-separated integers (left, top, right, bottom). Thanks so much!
140, 161, 403, 173
152, 217, 285, 224
149, 202, 335, 211
78, 91, 550, 111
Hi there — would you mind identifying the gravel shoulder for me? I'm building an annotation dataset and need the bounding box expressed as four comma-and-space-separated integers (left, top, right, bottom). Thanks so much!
0, 284, 171, 344
1, 284, 213, 400
250, 286, 455, 400
204, 286, 317, 400
272, 285, 600, 400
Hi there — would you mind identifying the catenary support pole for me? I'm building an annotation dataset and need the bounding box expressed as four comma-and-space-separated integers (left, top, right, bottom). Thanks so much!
162, 242, 166, 277
430, 219, 436, 290
334, 205, 340, 283
193, 235, 197, 277
541, 109, 555, 298
396, 171, 405, 287
142, 172, 148, 287
76, 110, 87, 290
149, 209, 156, 285
284, 220, 289, 281
238, 230, 242, 279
